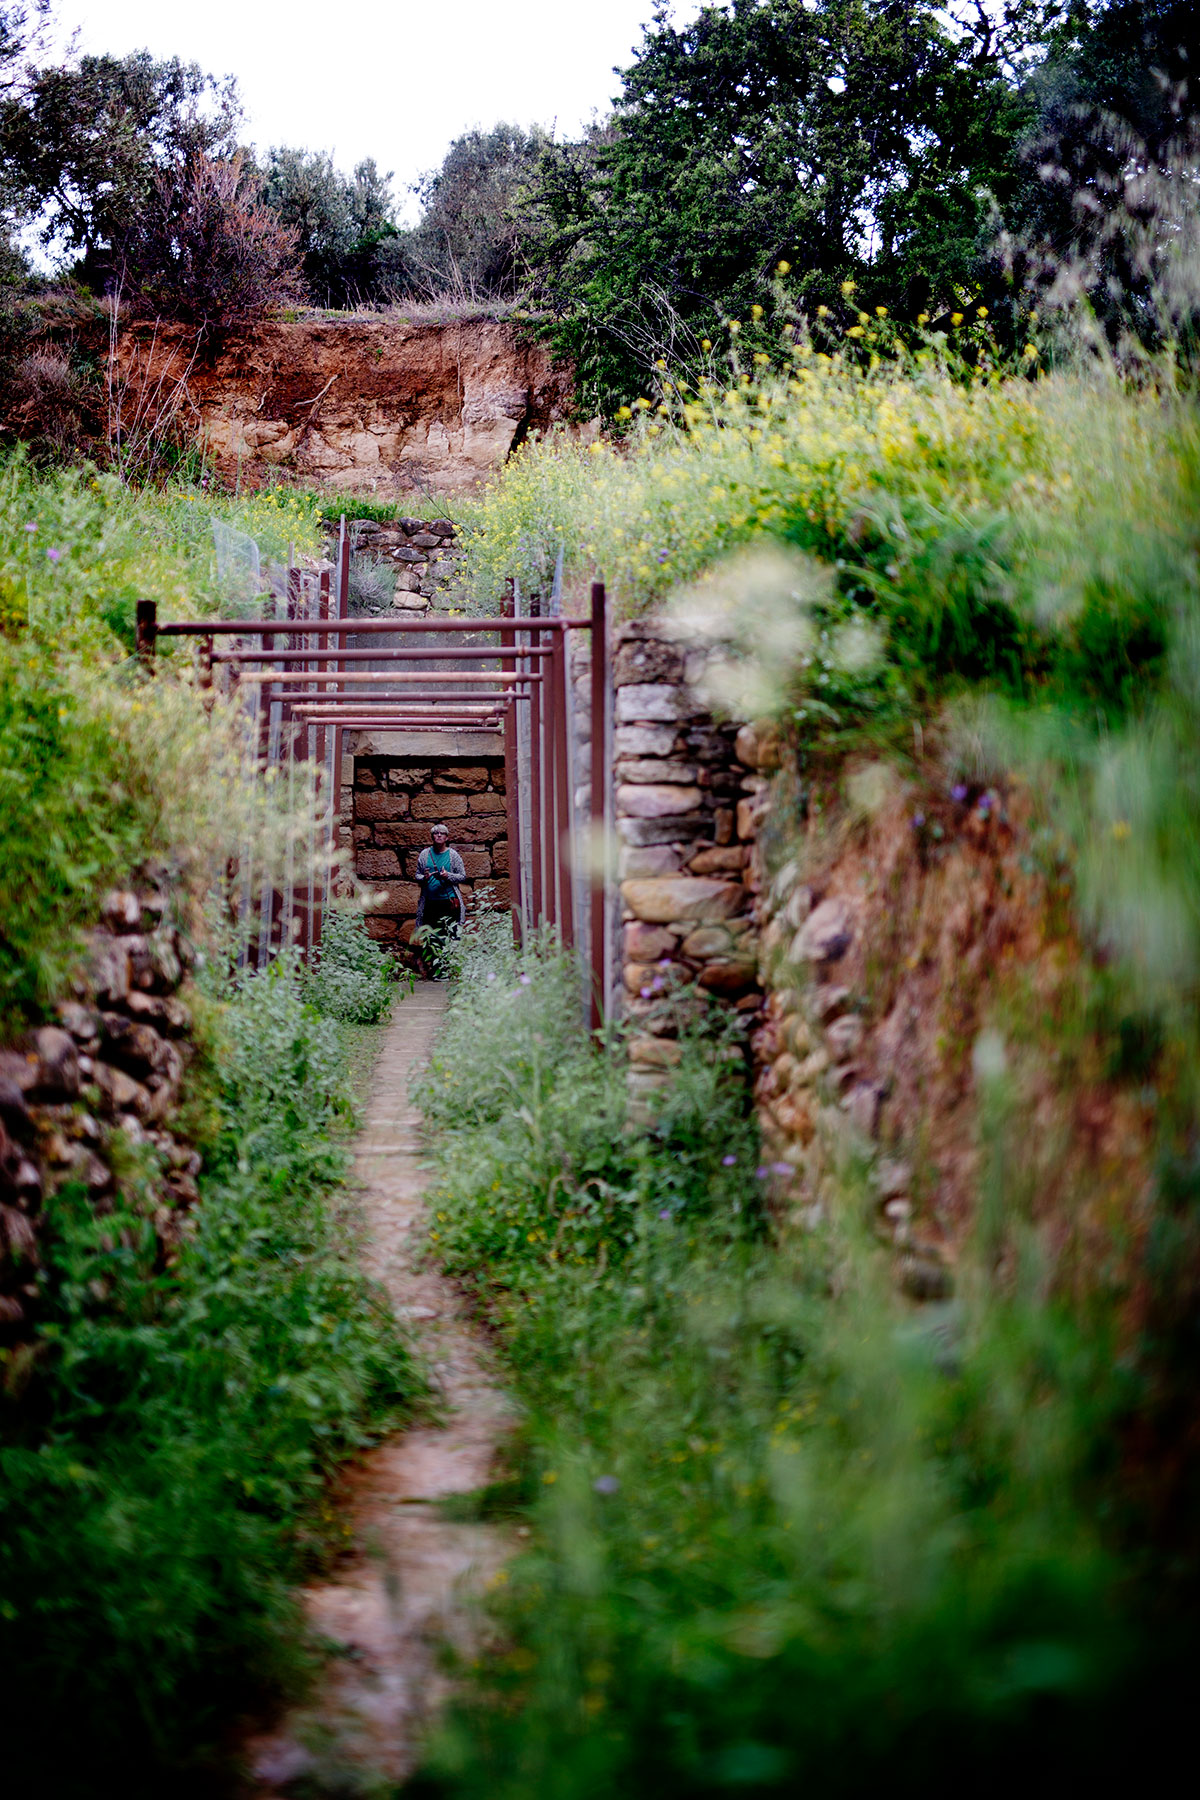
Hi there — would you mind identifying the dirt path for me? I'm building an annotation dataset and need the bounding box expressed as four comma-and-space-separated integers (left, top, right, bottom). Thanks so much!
247, 982, 513, 1794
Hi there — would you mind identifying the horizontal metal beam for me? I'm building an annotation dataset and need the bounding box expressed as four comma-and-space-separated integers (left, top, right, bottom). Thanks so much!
241, 669, 532, 686
213, 646, 554, 663
157, 616, 593, 637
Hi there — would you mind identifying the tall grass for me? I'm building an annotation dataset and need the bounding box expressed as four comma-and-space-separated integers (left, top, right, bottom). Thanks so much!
0, 958, 420, 1794
405, 934, 1185, 1797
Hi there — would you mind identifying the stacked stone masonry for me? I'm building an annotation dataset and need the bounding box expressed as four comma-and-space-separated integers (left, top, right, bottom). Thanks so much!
353, 756, 509, 958
322, 517, 463, 613
740, 722, 954, 1303
0, 886, 203, 1344
614, 620, 764, 1105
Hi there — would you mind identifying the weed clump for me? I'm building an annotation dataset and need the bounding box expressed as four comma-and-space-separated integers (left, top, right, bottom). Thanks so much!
0, 957, 419, 1794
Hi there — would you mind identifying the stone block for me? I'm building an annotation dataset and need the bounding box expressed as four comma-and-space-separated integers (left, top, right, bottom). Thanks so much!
377, 822, 439, 849
616, 759, 701, 784
364, 916, 399, 942
791, 898, 854, 965
617, 783, 704, 819
628, 1035, 683, 1069
355, 791, 409, 821
687, 845, 747, 875
736, 796, 766, 840
356, 848, 402, 878
411, 792, 468, 818
33, 1026, 80, 1100
615, 724, 677, 758
714, 807, 735, 846
432, 765, 489, 791
614, 639, 687, 685
386, 766, 432, 789
698, 958, 758, 997
492, 840, 509, 875
624, 922, 678, 961
458, 849, 492, 878
615, 684, 693, 724
617, 814, 708, 847
468, 791, 506, 813
453, 814, 507, 844
619, 844, 684, 878
621, 877, 745, 925
368, 882, 422, 916
681, 923, 742, 960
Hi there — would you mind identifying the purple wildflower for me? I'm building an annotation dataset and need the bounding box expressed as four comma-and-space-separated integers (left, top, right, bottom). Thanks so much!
951, 782, 968, 803
771, 1161, 792, 1178
911, 811, 925, 829
593, 1475, 620, 1495
755, 1165, 770, 1180
46, 547, 62, 564
722, 1154, 737, 1167
657, 550, 670, 564
23, 522, 36, 534
518, 973, 532, 986
659, 1208, 672, 1221
640, 986, 653, 998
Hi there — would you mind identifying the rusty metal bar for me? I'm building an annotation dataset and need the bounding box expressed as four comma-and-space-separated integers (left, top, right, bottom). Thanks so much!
589, 580, 608, 1032
238, 670, 533, 687
156, 616, 591, 636
136, 599, 157, 665
212, 647, 553, 663
527, 601, 543, 928
550, 626, 575, 948
500, 590, 523, 945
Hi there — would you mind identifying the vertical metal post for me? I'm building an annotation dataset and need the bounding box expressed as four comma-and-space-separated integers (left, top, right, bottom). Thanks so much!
528, 599, 544, 927
500, 587, 524, 944
542, 614, 560, 933
551, 625, 575, 949
588, 581, 608, 1032
135, 599, 157, 666
326, 517, 351, 946
198, 632, 213, 693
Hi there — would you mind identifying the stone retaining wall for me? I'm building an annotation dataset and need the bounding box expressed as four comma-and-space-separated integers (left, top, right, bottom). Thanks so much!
613, 619, 765, 1105
322, 517, 464, 612
0, 886, 202, 1344
352, 755, 509, 957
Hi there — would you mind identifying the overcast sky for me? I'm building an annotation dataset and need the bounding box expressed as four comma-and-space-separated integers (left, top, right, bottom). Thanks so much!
47, 1, 703, 220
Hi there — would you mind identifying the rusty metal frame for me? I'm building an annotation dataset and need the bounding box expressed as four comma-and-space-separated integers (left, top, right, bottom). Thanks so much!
139, 566, 610, 1017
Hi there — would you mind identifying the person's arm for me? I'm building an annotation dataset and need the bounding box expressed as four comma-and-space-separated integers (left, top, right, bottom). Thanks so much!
447, 850, 467, 885
416, 849, 431, 884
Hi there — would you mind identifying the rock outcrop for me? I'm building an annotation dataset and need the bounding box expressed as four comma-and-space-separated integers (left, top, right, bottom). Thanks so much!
122, 315, 574, 495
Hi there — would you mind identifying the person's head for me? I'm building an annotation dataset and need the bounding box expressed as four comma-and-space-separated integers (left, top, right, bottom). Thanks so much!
430, 824, 450, 850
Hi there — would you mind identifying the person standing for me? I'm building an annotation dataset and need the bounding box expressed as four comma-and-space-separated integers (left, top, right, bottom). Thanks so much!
414, 823, 466, 973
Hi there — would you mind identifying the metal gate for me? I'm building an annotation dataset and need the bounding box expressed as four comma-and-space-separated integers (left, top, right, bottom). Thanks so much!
136, 521, 613, 1028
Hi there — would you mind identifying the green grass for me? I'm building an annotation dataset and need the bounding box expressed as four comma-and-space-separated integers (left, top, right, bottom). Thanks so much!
0, 957, 420, 1795
402, 927, 1192, 1797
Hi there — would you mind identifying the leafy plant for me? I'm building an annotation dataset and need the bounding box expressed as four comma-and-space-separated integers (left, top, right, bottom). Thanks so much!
0, 957, 419, 1794
306, 905, 398, 1024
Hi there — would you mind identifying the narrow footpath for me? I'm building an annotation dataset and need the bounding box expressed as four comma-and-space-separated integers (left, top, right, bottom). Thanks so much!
248, 982, 513, 1793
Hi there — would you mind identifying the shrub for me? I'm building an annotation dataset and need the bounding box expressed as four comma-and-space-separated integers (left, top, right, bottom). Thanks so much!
306, 907, 397, 1024
120, 150, 305, 331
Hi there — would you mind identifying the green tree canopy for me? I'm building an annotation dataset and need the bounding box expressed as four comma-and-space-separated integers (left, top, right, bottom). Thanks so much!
521, 0, 1035, 410
0, 47, 240, 286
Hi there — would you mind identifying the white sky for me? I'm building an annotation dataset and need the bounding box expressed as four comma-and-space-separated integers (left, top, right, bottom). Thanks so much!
48, 1, 703, 221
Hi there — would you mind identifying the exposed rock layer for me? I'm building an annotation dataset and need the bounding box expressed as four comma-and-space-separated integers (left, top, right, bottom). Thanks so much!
123, 316, 573, 494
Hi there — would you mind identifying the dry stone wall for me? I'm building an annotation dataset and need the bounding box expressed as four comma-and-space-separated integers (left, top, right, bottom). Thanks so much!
323, 517, 464, 612
0, 885, 203, 1344
613, 619, 765, 1105
353, 755, 509, 959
